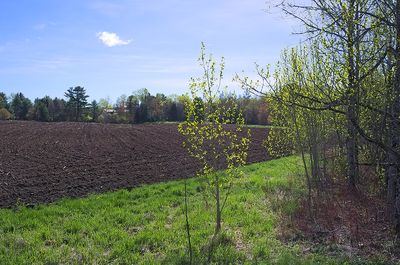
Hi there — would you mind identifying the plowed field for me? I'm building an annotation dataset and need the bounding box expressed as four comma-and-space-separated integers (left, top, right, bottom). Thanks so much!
0, 121, 270, 207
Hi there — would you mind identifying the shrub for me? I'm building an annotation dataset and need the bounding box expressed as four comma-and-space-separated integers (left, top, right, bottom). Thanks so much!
0, 108, 11, 120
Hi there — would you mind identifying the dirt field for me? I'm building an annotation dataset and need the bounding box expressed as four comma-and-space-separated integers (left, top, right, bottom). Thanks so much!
0, 121, 270, 208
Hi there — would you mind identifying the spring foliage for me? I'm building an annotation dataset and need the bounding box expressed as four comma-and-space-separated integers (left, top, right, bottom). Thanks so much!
178, 43, 250, 231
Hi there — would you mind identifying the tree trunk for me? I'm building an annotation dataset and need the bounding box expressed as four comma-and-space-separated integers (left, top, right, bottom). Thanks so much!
309, 119, 321, 183
292, 107, 313, 218
215, 174, 221, 234
207, 174, 222, 263
388, 148, 398, 221
393, 0, 400, 236
346, 0, 359, 190
184, 180, 193, 264
346, 95, 359, 189
76, 104, 80, 122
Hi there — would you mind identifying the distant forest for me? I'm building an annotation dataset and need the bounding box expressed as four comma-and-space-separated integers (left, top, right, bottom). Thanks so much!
0, 87, 269, 125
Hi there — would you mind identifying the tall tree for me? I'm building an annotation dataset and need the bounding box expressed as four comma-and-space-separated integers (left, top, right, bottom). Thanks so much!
168, 102, 178, 121
126, 95, 139, 123
235, 0, 400, 236
52, 98, 67, 122
64, 86, 89, 121
90, 100, 100, 122
11, 93, 32, 120
34, 101, 50, 122
265, 0, 388, 189
372, 0, 400, 234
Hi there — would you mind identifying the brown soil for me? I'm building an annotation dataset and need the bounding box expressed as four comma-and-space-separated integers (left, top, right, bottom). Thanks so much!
282, 182, 398, 262
0, 121, 270, 208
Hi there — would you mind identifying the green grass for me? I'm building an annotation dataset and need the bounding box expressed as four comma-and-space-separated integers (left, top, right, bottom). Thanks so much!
244, 124, 286, 129
0, 156, 389, 264
141, 122, 283, 129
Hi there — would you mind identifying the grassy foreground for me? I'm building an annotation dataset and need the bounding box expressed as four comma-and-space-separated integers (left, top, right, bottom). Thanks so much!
0, 156, 385, 264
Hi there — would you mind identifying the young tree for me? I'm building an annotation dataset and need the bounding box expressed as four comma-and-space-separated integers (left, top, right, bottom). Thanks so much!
64, 86, 89, 121
178, 43, 250, 260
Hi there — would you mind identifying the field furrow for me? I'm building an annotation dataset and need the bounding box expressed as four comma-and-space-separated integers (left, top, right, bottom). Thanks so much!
0, 121, 270, 207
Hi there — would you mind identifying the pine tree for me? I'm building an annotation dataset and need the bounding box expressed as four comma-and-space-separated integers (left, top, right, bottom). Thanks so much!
64, 86, 89, 121
90, 100, 100, 122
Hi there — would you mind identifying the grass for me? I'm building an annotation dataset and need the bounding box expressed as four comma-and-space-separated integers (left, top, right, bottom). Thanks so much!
0, 156, 389, 264
244, 124, 286, 129
141, 122, 283, 129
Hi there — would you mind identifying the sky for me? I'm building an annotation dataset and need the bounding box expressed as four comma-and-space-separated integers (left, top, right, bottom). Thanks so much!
0, 0, 303, 102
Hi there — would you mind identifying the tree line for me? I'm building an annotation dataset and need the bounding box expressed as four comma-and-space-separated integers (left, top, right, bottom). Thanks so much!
0, 87, 269, 125
236, 0, 400, 238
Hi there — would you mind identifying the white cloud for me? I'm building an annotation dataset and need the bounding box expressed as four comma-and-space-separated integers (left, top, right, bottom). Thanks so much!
97, 32, 131, 47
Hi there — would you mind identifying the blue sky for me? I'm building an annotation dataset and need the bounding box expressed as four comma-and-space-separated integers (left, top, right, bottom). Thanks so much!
0, 0, 302, 102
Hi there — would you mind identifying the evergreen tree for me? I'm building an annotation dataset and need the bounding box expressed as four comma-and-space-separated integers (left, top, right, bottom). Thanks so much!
64, 86, 89, 121
35, 101, 50, 122
90, 100, 100, 122
11, 93, 32, 120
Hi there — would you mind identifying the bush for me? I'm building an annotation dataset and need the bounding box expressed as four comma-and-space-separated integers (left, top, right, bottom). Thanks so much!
0, 108, 11, 120
264, 127, 294, 158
